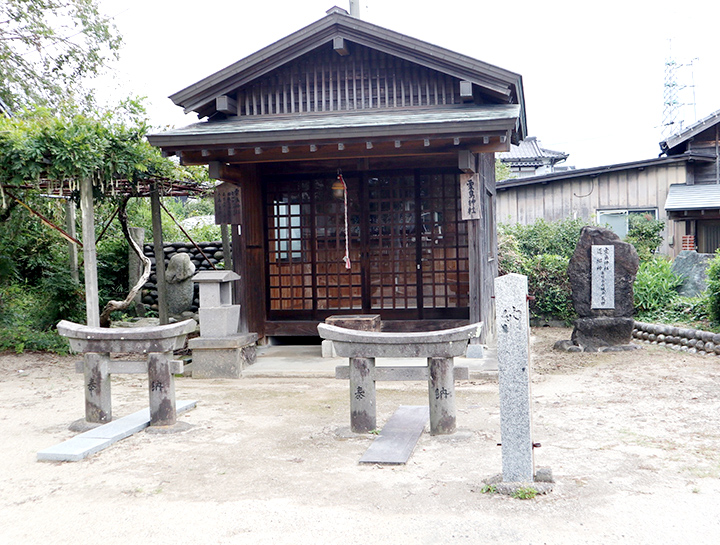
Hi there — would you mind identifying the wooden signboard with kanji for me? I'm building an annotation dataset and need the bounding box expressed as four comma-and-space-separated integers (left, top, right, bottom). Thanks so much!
214, 182, 242, 225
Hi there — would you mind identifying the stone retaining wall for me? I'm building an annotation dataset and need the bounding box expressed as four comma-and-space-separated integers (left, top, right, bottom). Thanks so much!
141, 241, 227, 312
633, 321, 720, 356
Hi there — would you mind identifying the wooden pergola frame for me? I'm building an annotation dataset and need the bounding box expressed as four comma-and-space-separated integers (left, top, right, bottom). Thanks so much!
2, 177, 212, 327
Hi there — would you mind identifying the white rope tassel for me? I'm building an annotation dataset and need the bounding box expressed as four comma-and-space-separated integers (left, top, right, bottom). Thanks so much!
339, 173, 351, 270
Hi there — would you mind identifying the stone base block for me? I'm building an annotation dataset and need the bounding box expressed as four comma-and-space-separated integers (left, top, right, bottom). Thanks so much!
188, 334, 257, 379
571, 316, 635, 351
321, 339, 337, 358
198, 305, 240, 337
465, 343, 484, 358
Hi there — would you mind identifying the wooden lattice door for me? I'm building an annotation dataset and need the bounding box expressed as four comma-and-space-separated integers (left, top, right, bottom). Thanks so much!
265, 171, 468, 322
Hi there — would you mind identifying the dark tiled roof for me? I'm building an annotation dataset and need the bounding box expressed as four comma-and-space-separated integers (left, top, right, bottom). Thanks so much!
498, 136, 567, 167
148, 104, 521, 148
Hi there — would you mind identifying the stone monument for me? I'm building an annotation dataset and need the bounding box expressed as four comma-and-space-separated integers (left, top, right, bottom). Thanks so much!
496, 273, 534, 482
165, 253, 196, 315
555, 226, 640, 352
484, 273, 553, 494
187, 270, 257, 378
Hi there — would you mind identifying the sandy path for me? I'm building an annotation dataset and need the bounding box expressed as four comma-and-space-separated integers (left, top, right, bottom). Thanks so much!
1, 328, 719, 544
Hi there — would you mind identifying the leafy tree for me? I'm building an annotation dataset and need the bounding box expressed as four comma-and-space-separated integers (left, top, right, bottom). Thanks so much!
0, 102, 207, 334
0, 0, 121, 111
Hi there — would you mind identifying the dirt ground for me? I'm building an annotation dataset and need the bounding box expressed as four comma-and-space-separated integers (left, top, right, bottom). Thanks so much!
1, 327, 719, 544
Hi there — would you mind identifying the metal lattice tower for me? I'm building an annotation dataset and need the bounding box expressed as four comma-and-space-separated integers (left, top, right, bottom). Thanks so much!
662, 57, 680, 139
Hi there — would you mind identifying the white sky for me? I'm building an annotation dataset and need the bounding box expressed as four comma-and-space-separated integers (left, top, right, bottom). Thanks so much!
96, 0, 720, 169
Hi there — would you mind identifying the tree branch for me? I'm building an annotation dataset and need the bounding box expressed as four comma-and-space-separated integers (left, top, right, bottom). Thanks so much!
99, 195, 151, 327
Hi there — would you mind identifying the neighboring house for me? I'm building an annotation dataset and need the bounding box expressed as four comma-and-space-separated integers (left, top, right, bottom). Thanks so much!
498, 136, 570, 178
661, 109, 720, 253
497, 112, 720, 257
149, 7, 527, 343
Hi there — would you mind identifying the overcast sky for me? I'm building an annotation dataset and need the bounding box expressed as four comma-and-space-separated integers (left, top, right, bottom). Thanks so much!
97, 0, 720, 169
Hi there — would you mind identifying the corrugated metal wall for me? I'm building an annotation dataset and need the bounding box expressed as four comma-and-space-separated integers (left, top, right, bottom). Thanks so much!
496, 162, 687, 256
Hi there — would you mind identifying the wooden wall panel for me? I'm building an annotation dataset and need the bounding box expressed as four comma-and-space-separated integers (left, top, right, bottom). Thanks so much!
234, 43, 463, 117
496, 162, 691, 258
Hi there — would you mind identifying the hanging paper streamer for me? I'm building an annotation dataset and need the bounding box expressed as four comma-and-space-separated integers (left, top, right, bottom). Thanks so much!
337, 172, 352, 269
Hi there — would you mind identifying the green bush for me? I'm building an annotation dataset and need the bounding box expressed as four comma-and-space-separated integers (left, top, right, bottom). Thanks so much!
0, 282, 71, 353
497, 231, 524, 276
633, 257, 683, 315
626, 214, 665, 261
524, 254, 575, 324
498, 218, 583, 323
499, 217, 585, 259
705, 251, 720, 324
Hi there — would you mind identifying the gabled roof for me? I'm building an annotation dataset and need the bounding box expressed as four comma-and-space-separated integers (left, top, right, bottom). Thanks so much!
498, 136, 568, 167
496, 152, 714, 189
660, 109, 720, 155
169, 9, 526, 137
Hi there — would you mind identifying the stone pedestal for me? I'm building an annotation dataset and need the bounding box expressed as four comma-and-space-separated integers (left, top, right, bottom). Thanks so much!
571, 316, 635, 351
188, 334, 258, 379
190, 270, 257, 378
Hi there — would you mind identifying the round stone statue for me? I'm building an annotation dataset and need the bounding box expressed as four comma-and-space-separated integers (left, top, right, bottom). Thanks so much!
165, 253, 196, 315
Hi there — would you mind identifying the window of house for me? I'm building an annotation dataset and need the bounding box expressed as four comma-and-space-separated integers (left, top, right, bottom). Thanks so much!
596, 209, 657, 239
273, 200, 303, 261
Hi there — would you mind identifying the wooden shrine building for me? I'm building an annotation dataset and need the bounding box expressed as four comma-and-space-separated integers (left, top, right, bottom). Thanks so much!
148, 7, 526, 343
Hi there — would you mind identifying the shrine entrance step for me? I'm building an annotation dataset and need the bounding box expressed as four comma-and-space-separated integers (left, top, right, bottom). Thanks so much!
359, 405, 428, 465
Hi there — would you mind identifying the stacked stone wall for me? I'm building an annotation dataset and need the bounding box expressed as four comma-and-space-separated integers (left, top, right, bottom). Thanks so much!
141, 241, 227, 312
633, 321, 720, 356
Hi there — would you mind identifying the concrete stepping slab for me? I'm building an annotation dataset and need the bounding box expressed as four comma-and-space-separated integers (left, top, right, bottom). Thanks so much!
359, 405, 428, 465
37, 400, 197, 462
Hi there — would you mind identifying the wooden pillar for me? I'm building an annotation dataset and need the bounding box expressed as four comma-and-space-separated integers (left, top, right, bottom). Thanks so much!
80, 177, 100, 327
150, 185, 169, 325
65, 199, 79, 284
210, 163, 265, 337
349, 356, 376, 433
428, 357, 456, 435
468, 153, 497, 344
83, 352, 111, 423
227, 165, 266, 338
481, 153, 498, 339
147, 351, 177, 426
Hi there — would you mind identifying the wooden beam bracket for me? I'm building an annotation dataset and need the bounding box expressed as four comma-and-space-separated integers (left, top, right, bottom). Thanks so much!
216, 95, 238, 115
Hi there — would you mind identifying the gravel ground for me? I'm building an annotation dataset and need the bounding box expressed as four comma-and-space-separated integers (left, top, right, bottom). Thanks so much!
1, 327, 719, 544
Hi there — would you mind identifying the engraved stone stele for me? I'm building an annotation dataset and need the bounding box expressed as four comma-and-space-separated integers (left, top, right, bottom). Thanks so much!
556, 226, 640, 352
568, 226, 638, 318
495, 273, 534, 483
